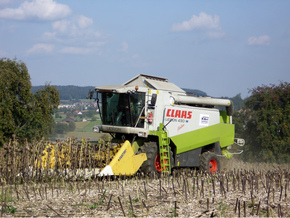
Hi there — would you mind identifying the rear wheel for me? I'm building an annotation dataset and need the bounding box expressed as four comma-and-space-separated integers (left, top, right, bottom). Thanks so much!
140, 141, 174, 176
199, 152, 220, 173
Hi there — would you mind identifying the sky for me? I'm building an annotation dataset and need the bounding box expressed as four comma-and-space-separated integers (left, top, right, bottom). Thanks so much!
0, 0, 289, 99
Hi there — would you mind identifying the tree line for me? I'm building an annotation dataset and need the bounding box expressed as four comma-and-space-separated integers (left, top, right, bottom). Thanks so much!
0, 58, 289, 163
234, 82, 289, 163
32, 83, 245, 111
32, 85, 95, 101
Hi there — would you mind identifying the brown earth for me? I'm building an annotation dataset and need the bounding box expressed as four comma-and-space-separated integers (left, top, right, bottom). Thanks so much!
1, 159, 289, 217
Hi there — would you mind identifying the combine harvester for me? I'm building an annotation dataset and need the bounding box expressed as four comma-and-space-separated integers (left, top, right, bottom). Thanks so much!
37, 74, 244, 179
85, 74, 245, 177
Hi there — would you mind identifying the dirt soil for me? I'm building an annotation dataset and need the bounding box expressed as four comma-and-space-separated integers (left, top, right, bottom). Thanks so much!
1, 160, 289, 217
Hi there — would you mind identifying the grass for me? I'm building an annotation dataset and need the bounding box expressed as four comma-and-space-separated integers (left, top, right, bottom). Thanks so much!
50, 119, 103, 141
1, 189, 16, 214
75, 121, 91, 130
54, 132, 103, 141
217, 201, 229, 216
74, 120, 101, 132
1, 189, 14, 203
3, 205, 17, 214
75, 120, 101, 132
53, 112, 67, 122
84, 121, 101, 131
67, 120, 102, 140
89, 204, 98, 209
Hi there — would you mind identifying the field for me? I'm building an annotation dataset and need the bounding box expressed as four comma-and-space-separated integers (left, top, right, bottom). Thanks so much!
52, 120, 103, 141
0, 139, 289, 217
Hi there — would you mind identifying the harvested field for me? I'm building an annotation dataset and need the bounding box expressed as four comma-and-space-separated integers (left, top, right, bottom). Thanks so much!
0, 139, 289, 217
1, 166, 289, 217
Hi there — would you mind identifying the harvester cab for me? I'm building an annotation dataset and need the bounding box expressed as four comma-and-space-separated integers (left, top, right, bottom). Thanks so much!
89, 74, 245, 176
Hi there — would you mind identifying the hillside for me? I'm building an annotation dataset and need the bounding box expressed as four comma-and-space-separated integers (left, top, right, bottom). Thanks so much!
32, 85, 95, 100
32, 85, 244, 110
32, 86, 208, 99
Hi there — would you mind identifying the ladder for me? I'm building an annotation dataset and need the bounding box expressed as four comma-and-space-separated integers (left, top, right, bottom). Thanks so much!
157, 123, 171, 174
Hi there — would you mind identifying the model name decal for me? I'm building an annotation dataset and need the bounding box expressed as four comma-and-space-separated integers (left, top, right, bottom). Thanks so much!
166, 109, 192, 119
177, 124, 185, 131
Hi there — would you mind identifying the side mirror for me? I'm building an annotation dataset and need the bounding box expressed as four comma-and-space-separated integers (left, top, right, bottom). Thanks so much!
150, 94, 157, 106
87, 90, 94, 99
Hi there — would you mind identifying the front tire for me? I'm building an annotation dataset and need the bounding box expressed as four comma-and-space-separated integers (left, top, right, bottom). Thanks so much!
140, 141, 174, 176
199, 152, 220, 173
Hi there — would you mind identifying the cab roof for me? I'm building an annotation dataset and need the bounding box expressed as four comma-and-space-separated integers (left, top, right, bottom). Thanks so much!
96, 74, 185, 93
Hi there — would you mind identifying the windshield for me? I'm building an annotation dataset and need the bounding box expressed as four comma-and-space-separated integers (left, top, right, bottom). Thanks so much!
100, 92, 145, 127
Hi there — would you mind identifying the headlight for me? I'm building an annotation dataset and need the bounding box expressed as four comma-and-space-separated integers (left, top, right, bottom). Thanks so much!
93, 126, 100, 133
169, 96, 175, 105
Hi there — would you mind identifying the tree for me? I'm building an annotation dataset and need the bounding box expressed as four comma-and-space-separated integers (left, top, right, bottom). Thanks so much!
231, 93, 245, 111
0, 58, 60, 145
55, 113, 62, 119
53, 123, 69, 134
236, 82, 290, 163
85, 109, 94, 118
68, 121, 76, 131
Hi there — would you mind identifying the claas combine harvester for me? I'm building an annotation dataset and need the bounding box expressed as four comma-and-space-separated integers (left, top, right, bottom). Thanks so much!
88, 74, 244, 176
40, 74, 244, 178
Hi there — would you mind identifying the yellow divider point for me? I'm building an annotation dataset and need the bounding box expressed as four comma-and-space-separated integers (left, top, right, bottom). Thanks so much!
108, 140, 147, 176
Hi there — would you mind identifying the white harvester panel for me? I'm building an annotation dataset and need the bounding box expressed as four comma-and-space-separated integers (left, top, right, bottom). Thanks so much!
163, 105, 220, 137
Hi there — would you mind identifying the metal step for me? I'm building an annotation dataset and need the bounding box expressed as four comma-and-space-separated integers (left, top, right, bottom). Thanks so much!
157, 123, 171, 174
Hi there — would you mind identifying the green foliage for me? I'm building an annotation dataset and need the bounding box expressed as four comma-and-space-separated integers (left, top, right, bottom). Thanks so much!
0, 189, 14, 203
69, 121, 76, 131
3, 205, 17, 214
32, 85, 95, 100
54, 123, 69, 134
230, 93, 245, 111
55, 113, 62, 119
233, 111, 245, 139
89, 204, 98, 209
84, 109, 94, 118
0, 188, 16, 214
235, 82, 290, 163
217, 93, 245, 112
0, 58, 60, 145
216, 201, 229, 216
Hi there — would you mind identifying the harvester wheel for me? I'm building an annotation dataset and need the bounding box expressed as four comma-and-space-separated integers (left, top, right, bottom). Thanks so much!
199, 152, 220, 173
139, 141, 173, 177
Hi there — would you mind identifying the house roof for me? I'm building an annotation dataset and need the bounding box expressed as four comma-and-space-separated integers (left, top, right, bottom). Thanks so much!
61, 117, 77, 123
